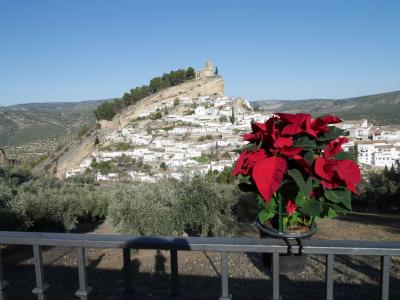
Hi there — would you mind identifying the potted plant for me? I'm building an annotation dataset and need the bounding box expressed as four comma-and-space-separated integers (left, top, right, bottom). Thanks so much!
232, 113, 361, 273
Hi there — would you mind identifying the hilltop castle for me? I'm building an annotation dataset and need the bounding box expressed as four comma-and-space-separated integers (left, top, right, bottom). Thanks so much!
195, 61, 214, 79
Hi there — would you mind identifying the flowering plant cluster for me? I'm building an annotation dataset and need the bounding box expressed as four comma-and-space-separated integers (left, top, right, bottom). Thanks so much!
232, 113, 361, 232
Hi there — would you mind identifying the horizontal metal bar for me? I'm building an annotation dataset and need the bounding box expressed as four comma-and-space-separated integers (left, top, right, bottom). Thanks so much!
0, 231, 400, 256
0, 232, 288, 253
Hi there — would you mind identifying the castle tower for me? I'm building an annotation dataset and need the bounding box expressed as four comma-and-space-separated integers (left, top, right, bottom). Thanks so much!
195, 60, 214, 79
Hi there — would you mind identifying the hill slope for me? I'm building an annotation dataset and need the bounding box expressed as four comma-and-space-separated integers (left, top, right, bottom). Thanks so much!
0, 100, 106, 147
253, 90, 400, 125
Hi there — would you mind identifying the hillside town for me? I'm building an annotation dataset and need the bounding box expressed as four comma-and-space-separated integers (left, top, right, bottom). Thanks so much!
338, 119, 400, 168
64, 92, 400, 183
65, 95, 273, 182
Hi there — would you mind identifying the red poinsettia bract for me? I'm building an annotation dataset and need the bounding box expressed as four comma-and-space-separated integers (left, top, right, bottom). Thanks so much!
314, 157, 361, 193
233, 112, 361, 205
285, 200, 297, 215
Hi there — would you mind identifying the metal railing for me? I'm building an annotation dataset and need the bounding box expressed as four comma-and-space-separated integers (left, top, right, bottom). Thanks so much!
0, 231, 399, 300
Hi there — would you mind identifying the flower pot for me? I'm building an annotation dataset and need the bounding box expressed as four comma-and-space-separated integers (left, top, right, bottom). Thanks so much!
256, 219, 316, 274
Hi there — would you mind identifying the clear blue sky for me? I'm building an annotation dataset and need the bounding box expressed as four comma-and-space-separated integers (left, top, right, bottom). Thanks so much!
1, 0, 399, 106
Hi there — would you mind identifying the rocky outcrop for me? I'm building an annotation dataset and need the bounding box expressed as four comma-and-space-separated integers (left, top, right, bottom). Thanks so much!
101, 76, 224, 131
32, 135, 98, 178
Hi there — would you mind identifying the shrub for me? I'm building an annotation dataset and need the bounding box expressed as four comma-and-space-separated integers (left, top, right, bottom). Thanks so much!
107, 175, 238, 237
174, 175, 238, 236
107, 181, 182, 235
9, 177, 109, 231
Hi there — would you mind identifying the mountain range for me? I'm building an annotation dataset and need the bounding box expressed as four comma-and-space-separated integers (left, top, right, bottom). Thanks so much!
1, 89, 400, 150
252, 90, 400, 126
0, 100, 109, 147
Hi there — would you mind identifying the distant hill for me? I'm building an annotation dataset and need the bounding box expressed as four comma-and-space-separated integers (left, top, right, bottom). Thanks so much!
252, 90, 400, 125
0, 100, 108, 147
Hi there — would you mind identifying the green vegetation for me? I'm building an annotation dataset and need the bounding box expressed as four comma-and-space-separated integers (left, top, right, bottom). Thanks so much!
0, 167, 109, 231
115, 142, 133, 151
78, 124, 92, 138
219, 115, 228, 123
150, 111, 163, 120
95, 67, 196, 121
194, 154, 211, 163
162, 125, 175, 131
90, 159, 117, 175
197, 134, 214, 142
0, 167, 241, 236
358, 162, 400, 211
0, 101, 103, 148
160, 162, 167, 171
107, 174, 238, 236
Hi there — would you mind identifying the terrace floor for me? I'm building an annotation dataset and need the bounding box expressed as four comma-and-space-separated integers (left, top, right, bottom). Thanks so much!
2, 213, 400, 300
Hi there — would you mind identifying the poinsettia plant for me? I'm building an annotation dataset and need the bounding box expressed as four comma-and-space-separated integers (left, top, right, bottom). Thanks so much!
232, 113, 361, 233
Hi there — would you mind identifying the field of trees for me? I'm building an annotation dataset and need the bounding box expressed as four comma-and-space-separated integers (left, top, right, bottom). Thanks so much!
1, 164, 399, 236
0, 166, 242, 236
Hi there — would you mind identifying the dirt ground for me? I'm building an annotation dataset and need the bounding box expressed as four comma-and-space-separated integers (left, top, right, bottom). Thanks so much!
1, 213, 400, 300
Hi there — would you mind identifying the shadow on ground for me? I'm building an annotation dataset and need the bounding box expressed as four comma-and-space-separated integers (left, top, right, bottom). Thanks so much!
2, 249, 399, 300
337, 213, 400, 235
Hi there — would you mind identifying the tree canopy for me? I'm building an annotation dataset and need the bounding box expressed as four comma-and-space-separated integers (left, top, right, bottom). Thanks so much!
95, 67, 196, 121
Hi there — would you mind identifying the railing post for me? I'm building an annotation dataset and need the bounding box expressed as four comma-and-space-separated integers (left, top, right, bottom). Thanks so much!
325, 254, 334, 300
272, 252, 280, 300
75, 247, 91, 300
219, 252, 231, 300
170, 249, 181, 300
32, 245, 49, 300
123, 248, 134, 298
0, 249, 9, 300
380, 256, 390, 300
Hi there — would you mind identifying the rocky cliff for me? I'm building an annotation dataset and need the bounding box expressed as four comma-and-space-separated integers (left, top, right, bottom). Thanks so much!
100, 76, 224, 130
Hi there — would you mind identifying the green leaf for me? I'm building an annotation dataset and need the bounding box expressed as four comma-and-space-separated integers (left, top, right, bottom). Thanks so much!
325, 202, 348, 213
303, 150, 315, 166
288, 169, 312, 196
265, 197, 277, 213
326, 207, 337, 218
312, 177, 321, 188
283, 216, 289, 230
335, 151, 355, 161
320, 204, 338, 219
289, 213, 299, 227
293, 135, 316, 148
324, 189, 352, 210
295, 193, 307, 207
298, 198, 323, 216
318, 126, 346, 142
258, 210, 275, 224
